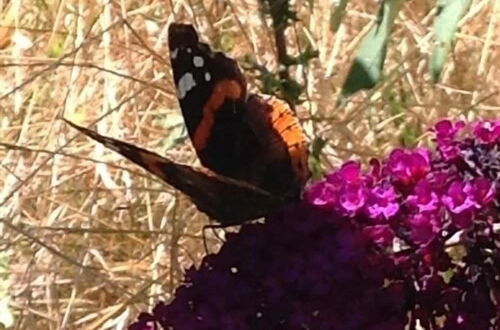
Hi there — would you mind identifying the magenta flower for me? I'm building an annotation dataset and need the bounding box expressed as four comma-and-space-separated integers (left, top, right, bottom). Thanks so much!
407, 213, 441, 245
434, 120, 466, 160
441, 180, 475, 215
363, 225, 395, 246
387, 148, 430, 187
333, 160, 362, 183
129, 204, 409, 330
473, 120, 500, 143
434, 119, 465, 142
438, 141, 461, 160
406, 180, 440, 213
365, 183, 400, 221
304, 181, 338, 209
470, 178, 495, 207
339, 182, 367, 215
130, 120, 499, 330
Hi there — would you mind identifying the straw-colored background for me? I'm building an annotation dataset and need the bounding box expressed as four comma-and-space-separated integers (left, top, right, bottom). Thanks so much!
0, 0, 498, 329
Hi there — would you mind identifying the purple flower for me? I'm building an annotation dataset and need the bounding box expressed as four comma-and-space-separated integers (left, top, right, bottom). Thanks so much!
365, 183, 400, 221
434, 119, 465, 143
406, 180, 440, 213
363, 225, 395, 246
304, 181, 338, 209
451, 211, 475, 229
438, 140, 461, 160
128, 314, 157, 330
339, 182, 367, 215
387, 148, 430, 187
311, 161, 369, 216
470, 178, 495, 207
440, 180, 479, 229
441, 180, 475, 214
129, 204, 408, 329
434, 120, 466, 160
473, 120, 500, 143
407, 213, 441, 245
130, 120, 500, 330
334, 160, 362, 183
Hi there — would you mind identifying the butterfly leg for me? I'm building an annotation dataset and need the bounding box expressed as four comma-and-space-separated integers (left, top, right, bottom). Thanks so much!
202, 223, 233, 255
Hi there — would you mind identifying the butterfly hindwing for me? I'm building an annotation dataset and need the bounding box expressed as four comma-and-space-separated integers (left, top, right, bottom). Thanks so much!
65, 120, 285, 225
244, 94, 310, 197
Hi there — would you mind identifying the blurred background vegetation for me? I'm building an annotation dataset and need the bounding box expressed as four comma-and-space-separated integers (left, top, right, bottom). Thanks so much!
0, 0, 498, 328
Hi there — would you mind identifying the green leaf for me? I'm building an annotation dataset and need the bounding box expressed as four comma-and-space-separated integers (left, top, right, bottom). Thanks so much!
429, 0, 471, 82
401, 124, 420, 147
384, 85, 412, 121
244, 59, 305, 105
330, 0, 349, 33
309, 137, 327, 179
339, 0, 405, 104
280, 78, 304, 105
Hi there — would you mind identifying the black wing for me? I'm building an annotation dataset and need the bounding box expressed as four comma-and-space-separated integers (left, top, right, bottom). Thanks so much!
65, 119, 285, 225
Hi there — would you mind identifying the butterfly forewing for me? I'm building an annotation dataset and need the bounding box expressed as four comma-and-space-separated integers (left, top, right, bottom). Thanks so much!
168, 23, 246, 151
65, 120, 285, 225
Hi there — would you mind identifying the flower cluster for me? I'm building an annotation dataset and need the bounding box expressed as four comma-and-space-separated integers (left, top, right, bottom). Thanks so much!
130, 120, 499, 330
130, 206, 408, 329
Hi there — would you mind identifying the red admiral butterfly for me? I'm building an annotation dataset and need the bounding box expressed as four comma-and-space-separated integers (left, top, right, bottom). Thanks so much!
66, 23, 310, 226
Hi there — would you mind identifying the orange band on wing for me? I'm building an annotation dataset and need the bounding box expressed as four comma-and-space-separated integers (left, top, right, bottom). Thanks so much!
267, 97, 310, 184
193, 79, 243, 151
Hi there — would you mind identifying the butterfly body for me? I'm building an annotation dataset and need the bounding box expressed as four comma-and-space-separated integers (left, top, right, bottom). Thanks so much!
66, 23, 310, 225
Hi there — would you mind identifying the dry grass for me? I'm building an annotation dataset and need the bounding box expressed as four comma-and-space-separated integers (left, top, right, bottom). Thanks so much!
0, 0, 498, 329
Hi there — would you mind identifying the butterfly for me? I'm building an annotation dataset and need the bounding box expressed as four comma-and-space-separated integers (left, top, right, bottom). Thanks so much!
65, 23, 310, 226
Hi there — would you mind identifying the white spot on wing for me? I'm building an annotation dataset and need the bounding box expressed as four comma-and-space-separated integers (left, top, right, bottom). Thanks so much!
187, 48, 192, 53
170, 48, 179, 59
204, 72, 211, 82
193, 56, 204, 67
177, 73, 196, 99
